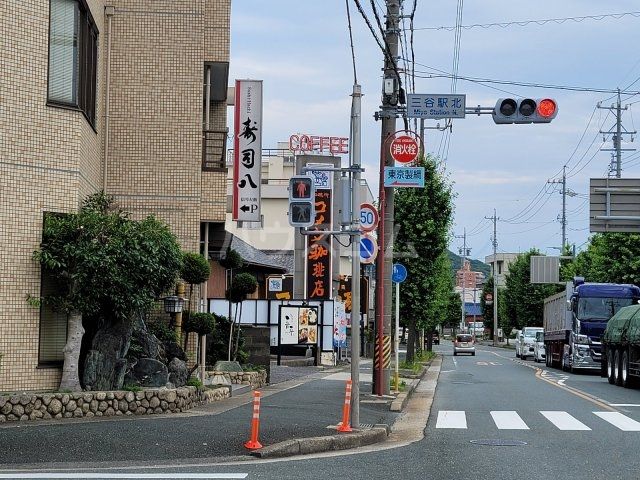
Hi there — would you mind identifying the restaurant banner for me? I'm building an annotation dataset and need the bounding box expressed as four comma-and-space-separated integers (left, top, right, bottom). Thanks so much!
306, 168, 332, 300
337, 275, 369, 314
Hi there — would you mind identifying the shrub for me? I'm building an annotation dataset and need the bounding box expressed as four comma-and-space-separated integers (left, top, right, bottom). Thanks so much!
183, 312, 216, 336
186, 377, 203, 389
147, 319, 177, 344
181, 252, 211, 286
206, 315, 248, 365
227, 273, 257, 303
219, 248, 243, 270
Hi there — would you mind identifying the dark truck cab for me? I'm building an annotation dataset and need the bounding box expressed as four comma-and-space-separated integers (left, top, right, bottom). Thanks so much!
544, 278, 640, 371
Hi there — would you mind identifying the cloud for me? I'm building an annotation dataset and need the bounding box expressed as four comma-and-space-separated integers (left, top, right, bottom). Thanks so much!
453, 170, 537, 186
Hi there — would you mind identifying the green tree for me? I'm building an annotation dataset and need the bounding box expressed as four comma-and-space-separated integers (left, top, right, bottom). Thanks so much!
180, 252, 211, 310
33, 192, 181, 391
227, 272, 257, 361
562, 233, 640, 284
394, 155, 454, 362
503, 249, 560, 330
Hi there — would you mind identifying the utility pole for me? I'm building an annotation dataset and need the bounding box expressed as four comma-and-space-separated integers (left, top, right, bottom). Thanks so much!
456, 229, 469, 331
548, 165, 567, 250
598, 90, 637, 178
485, 210, 499, 346
374, 0, 400, 396
349, 84, 362, 428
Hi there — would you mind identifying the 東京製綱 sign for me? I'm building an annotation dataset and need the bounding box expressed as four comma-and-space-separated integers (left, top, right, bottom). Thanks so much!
384, 167, 425, 188
233, 80, 263, 222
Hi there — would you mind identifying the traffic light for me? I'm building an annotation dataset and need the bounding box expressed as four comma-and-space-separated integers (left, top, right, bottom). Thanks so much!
492, 98, 558, 124
288, 175, 315, 227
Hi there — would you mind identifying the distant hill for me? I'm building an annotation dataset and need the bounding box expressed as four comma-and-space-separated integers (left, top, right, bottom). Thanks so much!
448, 250, 491, 279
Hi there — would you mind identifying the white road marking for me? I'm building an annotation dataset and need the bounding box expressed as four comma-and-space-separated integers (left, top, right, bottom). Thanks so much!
489, 362, 502, 365
436, 410, 467, 429
594, 411, 640, 431
476, 361, 488, 365
540, 411, 591, 431
452, 358, 458, 368
0, 475, 248, 479
490, 411, 529, 430
609, 404, 640, 407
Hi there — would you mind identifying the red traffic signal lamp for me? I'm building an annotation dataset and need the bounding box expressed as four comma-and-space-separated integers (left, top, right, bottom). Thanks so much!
492, 98, 558, 124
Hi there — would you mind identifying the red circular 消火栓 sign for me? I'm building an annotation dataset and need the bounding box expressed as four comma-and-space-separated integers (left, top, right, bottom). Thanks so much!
390, 135, 419, 163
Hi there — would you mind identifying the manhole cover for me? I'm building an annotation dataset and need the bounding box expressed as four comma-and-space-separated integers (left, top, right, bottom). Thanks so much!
470, 439, 527, 446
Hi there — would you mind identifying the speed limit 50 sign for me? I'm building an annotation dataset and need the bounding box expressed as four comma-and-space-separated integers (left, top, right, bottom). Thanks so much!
359, 202, 379, 233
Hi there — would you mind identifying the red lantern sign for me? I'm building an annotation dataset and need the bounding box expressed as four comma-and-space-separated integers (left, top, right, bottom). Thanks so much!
390, 135, 419, 164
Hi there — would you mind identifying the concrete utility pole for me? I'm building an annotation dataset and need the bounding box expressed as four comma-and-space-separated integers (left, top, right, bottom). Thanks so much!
548, 165, 567, 250
350, 84, 362, 428
374, 0, 400, 396
456, 229, 469, 331
598, 90, 637, 178
485, 210, 499, 346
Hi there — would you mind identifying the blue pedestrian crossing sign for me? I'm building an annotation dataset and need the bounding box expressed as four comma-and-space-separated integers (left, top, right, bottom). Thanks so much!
392, 263, 408, 283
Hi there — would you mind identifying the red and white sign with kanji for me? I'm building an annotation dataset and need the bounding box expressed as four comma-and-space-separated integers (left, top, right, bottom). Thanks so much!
390, 135, 419, 164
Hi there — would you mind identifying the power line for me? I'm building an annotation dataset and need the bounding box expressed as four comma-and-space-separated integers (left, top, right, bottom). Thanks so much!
345, 0, 358, 84
411, 70, 640, 95
414, 11, 640, 31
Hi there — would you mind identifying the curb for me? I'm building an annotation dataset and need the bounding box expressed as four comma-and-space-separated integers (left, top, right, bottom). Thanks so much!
390, 360, 432, 412
250, 426, 389, 459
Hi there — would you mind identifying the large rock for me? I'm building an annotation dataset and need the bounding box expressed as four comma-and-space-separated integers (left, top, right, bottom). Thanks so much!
83, 320, 132, 391
163, 341, 187, 362
168, 358, 188, 387
213, 361, 243, 372
125, 358, 168, 387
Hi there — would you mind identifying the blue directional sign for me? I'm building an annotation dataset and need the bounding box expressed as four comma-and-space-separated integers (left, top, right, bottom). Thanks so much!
384, 167, 425, 188
392, 263, 407, 283
360, 235, 378, 264
407, 94, 466, 119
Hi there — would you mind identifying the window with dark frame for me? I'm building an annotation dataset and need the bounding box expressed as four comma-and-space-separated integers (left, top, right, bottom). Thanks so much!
47, 0, 98, 127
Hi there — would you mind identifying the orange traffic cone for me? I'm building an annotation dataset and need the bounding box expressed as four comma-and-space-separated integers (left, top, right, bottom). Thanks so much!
337, 380, 353, 432
244, 391, 263, 449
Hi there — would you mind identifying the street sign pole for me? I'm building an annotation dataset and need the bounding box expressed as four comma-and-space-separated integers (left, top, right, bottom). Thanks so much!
394, 280, 400, 393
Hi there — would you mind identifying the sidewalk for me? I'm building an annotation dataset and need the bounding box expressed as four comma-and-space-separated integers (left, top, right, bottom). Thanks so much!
0, 361, 400, 468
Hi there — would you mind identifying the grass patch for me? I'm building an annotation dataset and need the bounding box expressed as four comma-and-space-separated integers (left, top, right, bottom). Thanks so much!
399, 360, 422, 374
416, 350, 436, 363
123, 384, 142, 392
186, 377, 203, 389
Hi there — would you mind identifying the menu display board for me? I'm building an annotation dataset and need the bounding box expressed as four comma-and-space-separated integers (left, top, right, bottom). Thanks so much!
279, 305, 319, 345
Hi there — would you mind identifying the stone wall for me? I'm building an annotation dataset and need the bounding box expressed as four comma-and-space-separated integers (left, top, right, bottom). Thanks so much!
205, 370, 267, 390
0, 386, 229, 423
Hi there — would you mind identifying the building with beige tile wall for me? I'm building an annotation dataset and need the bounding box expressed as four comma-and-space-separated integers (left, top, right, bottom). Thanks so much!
0, 0, 230, 392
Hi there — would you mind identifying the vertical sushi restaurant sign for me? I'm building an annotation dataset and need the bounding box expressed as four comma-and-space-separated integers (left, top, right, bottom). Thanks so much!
306, 167, 332, 300
233, 79, 263, 222
279, 305, 319, 345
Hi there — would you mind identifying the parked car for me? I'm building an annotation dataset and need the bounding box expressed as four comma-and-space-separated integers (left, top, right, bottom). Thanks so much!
453, 334, 475, 356
534, 330, 546, 363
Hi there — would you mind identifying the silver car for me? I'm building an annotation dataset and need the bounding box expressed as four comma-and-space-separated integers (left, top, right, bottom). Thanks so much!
453, 334, 476, 356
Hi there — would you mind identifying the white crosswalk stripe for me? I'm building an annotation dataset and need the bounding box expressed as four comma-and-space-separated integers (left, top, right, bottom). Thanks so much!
594, 412, 640, 431
433, 410, 640, 432
491, 411, 529, 430
436, 410, 467, 429
540, 411, 591, 431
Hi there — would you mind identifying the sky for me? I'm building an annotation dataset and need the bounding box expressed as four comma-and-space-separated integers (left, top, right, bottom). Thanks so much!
227, 0, 640, 263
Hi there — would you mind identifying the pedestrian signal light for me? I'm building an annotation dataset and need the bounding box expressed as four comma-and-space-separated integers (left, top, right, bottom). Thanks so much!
288, 175, 315, 227
492, 98, 558, 124
289, 175, 314, 201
